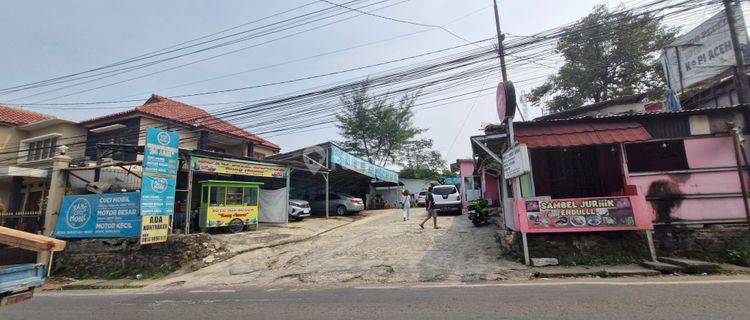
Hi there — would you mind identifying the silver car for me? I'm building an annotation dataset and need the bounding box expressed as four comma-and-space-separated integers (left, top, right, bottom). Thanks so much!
288, 199, 311, 221
309, 193, 364, 216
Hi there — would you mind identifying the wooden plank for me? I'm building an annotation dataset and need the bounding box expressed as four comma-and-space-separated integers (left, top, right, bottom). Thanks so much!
0, 227, 66, 252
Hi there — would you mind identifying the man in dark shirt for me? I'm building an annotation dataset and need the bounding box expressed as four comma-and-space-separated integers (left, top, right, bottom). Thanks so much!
419, 186, 439, 229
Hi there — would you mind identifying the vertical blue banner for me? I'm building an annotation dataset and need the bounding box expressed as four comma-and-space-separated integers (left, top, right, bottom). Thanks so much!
140, 127, 179, 216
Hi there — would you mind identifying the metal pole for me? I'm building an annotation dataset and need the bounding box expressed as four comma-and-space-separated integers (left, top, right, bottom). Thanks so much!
645, 231, 658, 262
521, 232, 530, 266
724, 0, 750, 104
731, 128, 750, 230
325, 173, 329, 219
492, 0, 508, 82
285, 167, 291, 224
184, 156, 194, 235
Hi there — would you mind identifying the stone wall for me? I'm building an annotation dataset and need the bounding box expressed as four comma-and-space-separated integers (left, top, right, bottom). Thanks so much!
653, 223, 750, 260
493, 217, 650, 262
54, 234, 229, 278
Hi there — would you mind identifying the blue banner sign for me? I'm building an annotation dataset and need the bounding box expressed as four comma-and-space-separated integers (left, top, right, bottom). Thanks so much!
140, 175, 176, 216
54, 193, 141, 238
330, 144, 398, 183
142, 127, 180, 176
141, 128, 179, 216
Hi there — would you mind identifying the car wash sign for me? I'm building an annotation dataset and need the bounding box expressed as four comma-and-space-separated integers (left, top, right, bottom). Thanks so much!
54, 193, 141, 238
330, 144, 398, 183
140, 128, 179, 216
140, 128, 179, 244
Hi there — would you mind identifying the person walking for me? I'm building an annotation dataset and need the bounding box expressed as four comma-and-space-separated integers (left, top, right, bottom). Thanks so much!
419, 186, 439, 229
401, 189, 411, 221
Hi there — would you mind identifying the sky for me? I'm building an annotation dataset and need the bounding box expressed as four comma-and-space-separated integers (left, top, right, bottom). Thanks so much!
0, 0, 731, 167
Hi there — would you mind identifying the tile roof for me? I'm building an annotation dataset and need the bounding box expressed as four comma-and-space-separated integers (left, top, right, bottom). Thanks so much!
515, 122, 652, 148
0, 104, 54, 125
82, 95, 279, 150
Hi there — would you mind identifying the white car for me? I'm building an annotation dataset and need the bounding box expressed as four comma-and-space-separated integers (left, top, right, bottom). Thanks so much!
416, 191, 427, 207
431, 185, 462, 215
289, 199, 311, 221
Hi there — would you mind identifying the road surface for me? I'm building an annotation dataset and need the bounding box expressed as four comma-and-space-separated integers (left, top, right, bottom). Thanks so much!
5, 277, 750, 319
151, 208, 528, 290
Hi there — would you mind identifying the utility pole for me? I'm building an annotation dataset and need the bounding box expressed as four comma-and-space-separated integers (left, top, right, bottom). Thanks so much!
724, 0, 750, 104
492, 0, 508, 82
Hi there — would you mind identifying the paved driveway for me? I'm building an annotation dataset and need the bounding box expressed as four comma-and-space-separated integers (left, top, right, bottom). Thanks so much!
152, 208, 529, 289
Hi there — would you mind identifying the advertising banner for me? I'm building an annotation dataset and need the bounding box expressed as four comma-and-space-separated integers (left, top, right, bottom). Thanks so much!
204, 206, 258, 228
190, 156, 286, 178
519, 196, 652, 233
142, 128, 180, 176
660, 4, 750, 91
140, 215, 170, 245
54, 193, 141, 238
330, 144, 398, 183
139, 175, 176, 216
140, 128, 179, 219
502, 144, 531, 180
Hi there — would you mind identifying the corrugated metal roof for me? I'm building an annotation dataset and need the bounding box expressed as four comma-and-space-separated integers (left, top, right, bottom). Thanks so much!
515, 122, 652, 148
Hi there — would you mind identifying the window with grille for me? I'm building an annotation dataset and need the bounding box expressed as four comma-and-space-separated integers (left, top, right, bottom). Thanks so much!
24, 137, 58, 162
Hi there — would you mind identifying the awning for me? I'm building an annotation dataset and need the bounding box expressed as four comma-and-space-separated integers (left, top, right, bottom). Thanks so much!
515, 122, 652, 148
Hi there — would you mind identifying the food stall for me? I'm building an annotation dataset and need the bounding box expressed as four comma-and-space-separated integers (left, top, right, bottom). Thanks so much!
198, 180, 262, 233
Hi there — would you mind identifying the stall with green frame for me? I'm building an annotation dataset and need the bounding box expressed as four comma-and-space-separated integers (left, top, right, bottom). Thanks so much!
198, 180, 263, 233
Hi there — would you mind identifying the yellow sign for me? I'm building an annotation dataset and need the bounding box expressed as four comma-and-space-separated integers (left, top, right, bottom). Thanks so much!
140, 215, 170, 244
191, 157, 286, 178
205, 206, 258, 228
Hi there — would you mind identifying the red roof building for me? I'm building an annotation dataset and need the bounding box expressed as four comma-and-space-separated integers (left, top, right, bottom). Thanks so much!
0, 105, 53, 126
82, 95, 278, 151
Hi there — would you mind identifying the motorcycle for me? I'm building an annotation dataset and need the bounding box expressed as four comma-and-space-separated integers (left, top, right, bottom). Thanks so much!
467, 199, 489, 227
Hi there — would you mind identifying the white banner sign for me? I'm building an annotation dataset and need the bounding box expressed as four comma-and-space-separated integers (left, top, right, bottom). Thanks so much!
502, 144, 531, 180
660, 4, 750, 91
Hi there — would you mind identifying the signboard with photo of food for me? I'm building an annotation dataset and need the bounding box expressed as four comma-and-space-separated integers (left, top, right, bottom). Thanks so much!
523, 197, 639, 232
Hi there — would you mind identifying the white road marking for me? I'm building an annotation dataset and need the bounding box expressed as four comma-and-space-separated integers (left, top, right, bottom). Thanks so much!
37, 290, 165, 297
188, 289, 236, 293
355, 279, 750, 290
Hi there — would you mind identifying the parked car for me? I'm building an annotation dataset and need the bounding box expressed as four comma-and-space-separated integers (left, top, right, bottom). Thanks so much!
431, 185, 462, 215
416, 191, 428, 207
288, 199, 311, 221
309, 193, 364, 216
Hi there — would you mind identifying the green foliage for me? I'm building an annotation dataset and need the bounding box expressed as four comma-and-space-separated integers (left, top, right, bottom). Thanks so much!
527, 5, 677, 113
726, 241, 750, 267
336, 82, 424, 166
558, 255, 640, 266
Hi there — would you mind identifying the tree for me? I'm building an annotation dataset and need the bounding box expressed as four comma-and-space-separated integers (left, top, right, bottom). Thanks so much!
336, 82, 424, 166
527, 5, 677, 113
396, 139, 457, 183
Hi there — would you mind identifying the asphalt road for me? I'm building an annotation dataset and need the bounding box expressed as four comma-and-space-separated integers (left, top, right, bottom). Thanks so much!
5, 277, 750, 320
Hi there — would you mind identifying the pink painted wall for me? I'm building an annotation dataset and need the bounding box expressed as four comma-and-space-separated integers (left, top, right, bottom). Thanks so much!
628, 136, 745, 222
684, 136, 736, 168
483, 171, 500, 204
458, 161, 474, 207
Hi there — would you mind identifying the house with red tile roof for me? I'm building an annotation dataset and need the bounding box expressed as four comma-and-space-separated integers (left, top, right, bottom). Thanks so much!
0, 105, 87, 223
80, 94, 280, 162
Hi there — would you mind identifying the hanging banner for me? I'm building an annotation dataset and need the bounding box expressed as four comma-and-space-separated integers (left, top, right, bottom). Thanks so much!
502, 144, 531, 179
140, 176, 176, 216
140, 128, 179, 219
517, 196, 653, 233
54, 193, 141, 238
190, 156, 286, 178
140, 215, 170, 245
330, 144, 398, 183
660, 4, 750, 91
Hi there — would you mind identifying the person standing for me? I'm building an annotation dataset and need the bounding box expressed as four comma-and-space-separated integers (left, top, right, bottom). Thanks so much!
419, 186, 439, 229
401, 190, 411, 221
